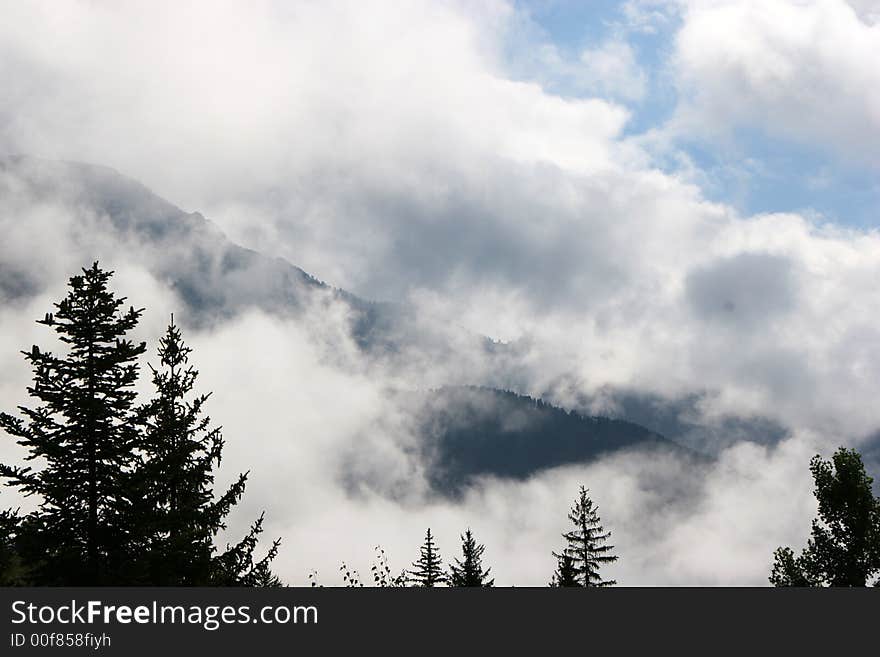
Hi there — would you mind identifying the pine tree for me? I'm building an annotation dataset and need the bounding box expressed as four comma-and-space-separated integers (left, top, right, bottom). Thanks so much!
0, 507, 26, 585
211, 512, 282, 586
770, 448, 880, 587
0, 509, 12, 583
0, 263, 146, 584
552, 486, 617, 587
448, 528, 494, 586
409, 528, 446, 587
132, 317, 280, 585
549, 552, 579, 587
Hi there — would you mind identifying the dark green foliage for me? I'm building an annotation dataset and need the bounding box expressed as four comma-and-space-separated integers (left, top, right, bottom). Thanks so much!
212, 512, 282, 586
769, 547, 815, 587
0, 263, 146, 584
0, 265, 280, 586
553, 486, 617, 587
549, 552, 579, 587
413, 386, 674, 495
0, 508, 27, 585
0, 509, 13, 583
409, 528, 446, 587
770, 448, 880, 587
448, 528, 493, 587
131, 317, 280, 585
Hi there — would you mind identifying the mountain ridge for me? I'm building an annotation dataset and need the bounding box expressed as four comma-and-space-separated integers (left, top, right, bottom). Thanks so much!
403, 385, 689, 495
1, 155, 787, 469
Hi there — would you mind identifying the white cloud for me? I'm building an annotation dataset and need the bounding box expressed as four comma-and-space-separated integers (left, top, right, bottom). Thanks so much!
0, 270, 829, 585
671, 0, 880, 165
1, 0, 879, 585
845, 0, 880, 24
579, 39, 648, 102
185, 309, 822, 586
522, 36, 648, 103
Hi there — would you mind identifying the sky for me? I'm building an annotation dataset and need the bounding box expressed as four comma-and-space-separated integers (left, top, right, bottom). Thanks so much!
517, 0, 880, 225
1, 0, 880, 585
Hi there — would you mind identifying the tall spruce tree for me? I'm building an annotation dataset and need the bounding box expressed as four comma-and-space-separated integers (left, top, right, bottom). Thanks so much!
409, 528, 446, 587
132, 317, 280, 585
770, 448, 880, 587
448, 528, 494, 587
0, 263, 146, 584
552, 486, 617, 587
549, 552, 579, 587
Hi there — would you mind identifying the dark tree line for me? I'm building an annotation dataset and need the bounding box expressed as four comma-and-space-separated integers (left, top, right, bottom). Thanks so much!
315, 528, 496, 588
0, 263, 280, 586
14, 267, 878, 588
308, 445, 880, 588
0, 264, 618, 587
0, 265, 623, 588
314, 488, 618, 587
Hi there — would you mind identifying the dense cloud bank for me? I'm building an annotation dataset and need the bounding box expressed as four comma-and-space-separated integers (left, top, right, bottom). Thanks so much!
671, 0, 880, 166
2, 1, 879, 583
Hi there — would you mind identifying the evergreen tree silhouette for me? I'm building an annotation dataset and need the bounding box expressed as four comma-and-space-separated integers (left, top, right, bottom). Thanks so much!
549, 552, 579, 587
0, 510, 13, 583
409, 528, 446, 587
0, 263, 146, 584
552, 486, 617, 587
448, 528, 494, 586
770, 447, 880, 587
131, 316, 280, 585
0, 507, 26, 585
211, 512, 282, 586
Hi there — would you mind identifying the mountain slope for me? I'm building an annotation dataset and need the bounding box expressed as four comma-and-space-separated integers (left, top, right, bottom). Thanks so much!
1, 155, 356, 316
0, 155, 489, 358
408, 386, 686, 494
1, 156, 782, 479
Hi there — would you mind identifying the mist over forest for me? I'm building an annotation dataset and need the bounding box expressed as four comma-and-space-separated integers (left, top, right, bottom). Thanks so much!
2, 1, 880, 586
